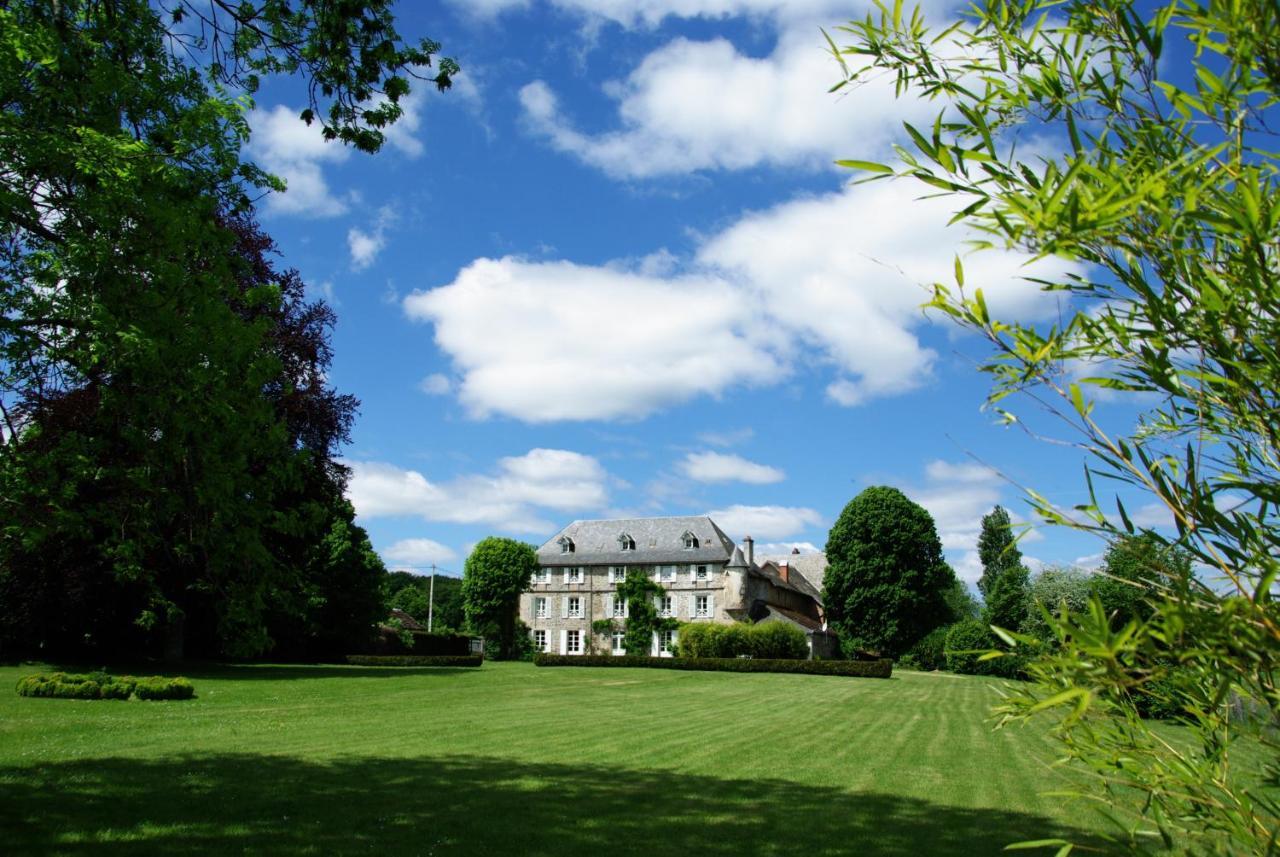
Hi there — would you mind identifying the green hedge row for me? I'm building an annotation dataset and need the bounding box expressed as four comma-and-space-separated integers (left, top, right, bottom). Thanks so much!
677, 621, 809, 659
533, 653, 892, 678
343, 655, 483, 667
16, 672, 195, 701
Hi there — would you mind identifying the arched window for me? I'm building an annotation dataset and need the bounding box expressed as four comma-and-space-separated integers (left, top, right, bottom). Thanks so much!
618, 533, 636, 552
559, 536, 575, 554
682, 531, 699, 550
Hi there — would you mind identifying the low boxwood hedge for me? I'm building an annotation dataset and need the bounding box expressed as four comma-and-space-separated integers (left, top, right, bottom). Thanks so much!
533, 653, 892, 678
15, 672, 194, 700
343, 655, 483, 668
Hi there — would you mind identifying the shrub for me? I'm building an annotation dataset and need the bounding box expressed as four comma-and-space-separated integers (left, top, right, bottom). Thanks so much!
15, 672, 192, 700
676, 621, 809, 659
945, 621, 1022, 678
131, 677, 195, 700
343, 655, 482, 667
749, 622, 809, 659
903, 625, 952, 672
533, 653, 892, 678
368, 629, 474, 657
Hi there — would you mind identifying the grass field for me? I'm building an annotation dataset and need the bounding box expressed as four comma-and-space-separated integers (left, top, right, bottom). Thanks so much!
0, 661, 1121, 855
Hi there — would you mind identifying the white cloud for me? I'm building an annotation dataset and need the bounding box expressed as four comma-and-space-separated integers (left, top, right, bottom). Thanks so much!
247, 105, 351, 218
520, 24, 932, 179
707, 504, 823, 540
381, 538, 459, 570
680, 451, 784, 484
346, 448, 610, 533
403, 257, 783, 422
419, 373, 452, 395
455, 0, 872, 29
924, 460, 1002, 484
405, 180, 1075, 422
348, 205, 396, 271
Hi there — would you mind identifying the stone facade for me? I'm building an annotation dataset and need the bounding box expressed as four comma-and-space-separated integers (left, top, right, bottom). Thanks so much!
521, 515, 833, 657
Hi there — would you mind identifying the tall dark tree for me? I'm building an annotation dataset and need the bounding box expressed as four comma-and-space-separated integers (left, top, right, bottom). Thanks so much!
0, 1, 450, 659
462, 538, 537, 660
822, 486, 958, 657
976, 506, 1023, 600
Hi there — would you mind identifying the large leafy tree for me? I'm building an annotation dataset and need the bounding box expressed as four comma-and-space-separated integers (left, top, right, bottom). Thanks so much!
835, 0, 1280, 848
0, 0, 453, 658
1092, 533, 1193, 630
462, 538, 537, 660
822, 486, 957, 656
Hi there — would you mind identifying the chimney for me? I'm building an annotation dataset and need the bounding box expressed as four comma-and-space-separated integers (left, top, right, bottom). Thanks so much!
778, 562, 789, 584
744, 535, 754, 566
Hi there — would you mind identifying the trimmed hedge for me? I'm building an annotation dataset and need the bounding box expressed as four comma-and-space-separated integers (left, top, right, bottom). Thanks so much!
534, 653, 892, 678
343, 655, 482, 667
676, 620, 809, 659
15, 672, 194, 701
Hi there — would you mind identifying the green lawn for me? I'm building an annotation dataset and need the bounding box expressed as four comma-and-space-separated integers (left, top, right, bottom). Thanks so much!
1, 661, 1115, 855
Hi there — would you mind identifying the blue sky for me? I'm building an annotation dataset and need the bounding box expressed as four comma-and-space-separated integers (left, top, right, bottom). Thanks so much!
245, 0, 1162, 583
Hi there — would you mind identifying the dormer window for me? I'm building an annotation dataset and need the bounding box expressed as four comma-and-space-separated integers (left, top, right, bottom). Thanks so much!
559, 536, 575, 554
682, 531, 699, 550
618, 533, 636, 552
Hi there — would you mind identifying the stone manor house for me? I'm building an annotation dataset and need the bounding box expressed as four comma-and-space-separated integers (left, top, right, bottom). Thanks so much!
520, 515, 838, 658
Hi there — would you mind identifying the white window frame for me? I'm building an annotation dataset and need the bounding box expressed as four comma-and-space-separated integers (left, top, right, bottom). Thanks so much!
533, 629, 547, 652
611, 630, 626, 655
696, 564, 708, 581
534, 568, 550, 584
618, 533, 636, 552
660, 595, 673, 618
568, 595, 583, 619
612, 597, 627, 618
659, 629, 675, 655
610, 566, 627, 584
565, 566, 583, 584
560, 537, 575, 554
695, 595, 709, 618
566, 629, 582, 655
658, 565, 675, 582
682, 531, 699, 550
534, 597, 547, 619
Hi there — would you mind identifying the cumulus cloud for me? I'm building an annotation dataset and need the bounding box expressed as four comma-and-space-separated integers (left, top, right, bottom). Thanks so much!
452, 0, 860, 26
405, 179, 1075, 422
346, 448, 610, 533
381, 538, 459, 570
520, 24, 933, 179
403, 258, 783, 422
679, 451, 784, 484
706, 504, 823, 540
247, 105, 352, 217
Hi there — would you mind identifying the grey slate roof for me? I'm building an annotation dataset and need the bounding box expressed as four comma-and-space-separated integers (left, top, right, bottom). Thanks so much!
757, 552, 829, 601
537, 516, 736, 567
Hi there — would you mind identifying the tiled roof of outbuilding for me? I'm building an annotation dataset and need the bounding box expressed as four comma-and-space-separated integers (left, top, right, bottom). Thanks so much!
537, 516, 736, 566
757, 552, 828, 600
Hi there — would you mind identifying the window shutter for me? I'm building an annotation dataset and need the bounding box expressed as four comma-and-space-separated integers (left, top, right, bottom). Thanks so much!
559, 629, 567, 655
689, 594, 698, 618
563, 568, 570, 584
623, 598, 630, 618
605, 594, 614, 618
561, 596, 569, 619
708, 594, 715, 618
651, 631, 659, 657
670, 595, 680, 619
